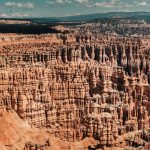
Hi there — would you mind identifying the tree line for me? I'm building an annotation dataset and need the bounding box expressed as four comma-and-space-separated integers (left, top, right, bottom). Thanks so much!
0, 24, 61, 34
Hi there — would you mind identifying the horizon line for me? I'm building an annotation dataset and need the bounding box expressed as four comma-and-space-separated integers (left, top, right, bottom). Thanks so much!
0, 11, 150, 19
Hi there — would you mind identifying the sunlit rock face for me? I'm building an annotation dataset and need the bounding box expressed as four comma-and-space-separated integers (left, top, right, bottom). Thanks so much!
0, 30, 149, 150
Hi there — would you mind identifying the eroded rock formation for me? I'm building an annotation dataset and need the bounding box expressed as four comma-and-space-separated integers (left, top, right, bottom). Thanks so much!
0, 32, 149, 150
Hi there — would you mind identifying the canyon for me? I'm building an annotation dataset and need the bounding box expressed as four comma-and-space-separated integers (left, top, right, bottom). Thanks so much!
0, 20, 150, 150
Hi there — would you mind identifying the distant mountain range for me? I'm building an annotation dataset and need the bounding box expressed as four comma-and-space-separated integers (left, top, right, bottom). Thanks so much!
28, 12, 150, 24
1, 12, 150, 24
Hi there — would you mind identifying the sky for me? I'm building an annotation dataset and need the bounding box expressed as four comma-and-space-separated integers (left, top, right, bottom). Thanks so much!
0, 0, 149, 18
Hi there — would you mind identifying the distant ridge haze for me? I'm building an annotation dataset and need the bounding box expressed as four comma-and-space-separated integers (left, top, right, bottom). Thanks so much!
1, 12, 150, 23
29, 12, 150, 24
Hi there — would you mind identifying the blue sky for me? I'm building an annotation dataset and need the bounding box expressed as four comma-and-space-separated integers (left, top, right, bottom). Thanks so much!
0, 0, 149, 18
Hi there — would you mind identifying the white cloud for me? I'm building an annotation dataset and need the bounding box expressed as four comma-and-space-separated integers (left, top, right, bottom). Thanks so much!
47, 0, 71, 4
11, 13, 28, 18
137, 2, 147, 6
47, 0, 91, 5
95, 2, 113, 8
74, 0, 93, 7
56, 0, 70, 4
74, 0, 89, 4
0, 13, 8, 18
94, 0, 120, 8
5, 2, 34, 9
46, 1, 55, 4
0, 12, 28, 18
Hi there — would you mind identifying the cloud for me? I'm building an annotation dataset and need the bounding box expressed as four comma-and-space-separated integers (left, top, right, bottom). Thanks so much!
137, 2, 147, 6
0, 12, 28, 18
0, 13, 8, 18
95, 2, 112, 8
47, 0, 90, 5
74, 0, 89, 4
74, 0, 92, 7
55, 0, 71, 4
94, 0, 140, 8
46, 0, 71, 4
94, 0, 120, 8
5, 2, 34, 9
11, 13, 28, 18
